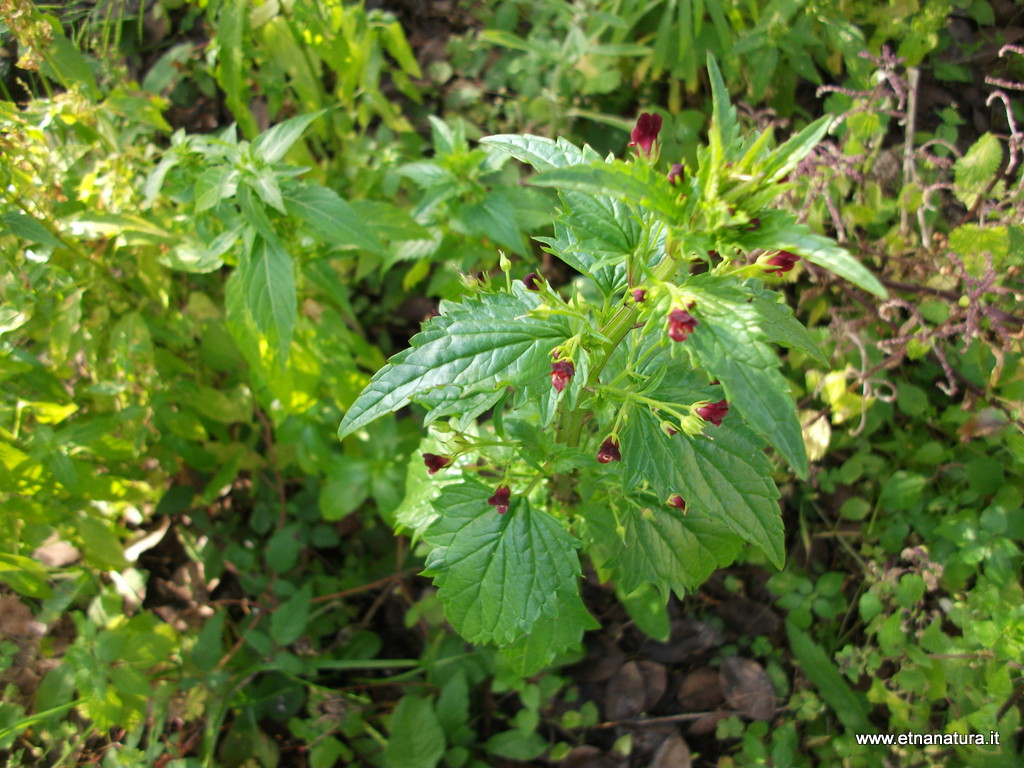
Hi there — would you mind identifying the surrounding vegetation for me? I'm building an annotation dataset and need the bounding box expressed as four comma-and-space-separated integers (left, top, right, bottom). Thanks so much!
0, 0, 1021, 766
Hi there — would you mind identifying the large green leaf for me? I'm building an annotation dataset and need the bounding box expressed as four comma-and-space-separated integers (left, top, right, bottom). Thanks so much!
421, 481, 582, 645
338, 289, 571, 439
748, 286, 828, 365
736, 212, 886, 298
480, 134, 600, 171
252, 110, 324, 164
686, 276, 808, 477
783, 232, 887, 298
762, 115, 832, 182
239, 235, 296, 362
583, 496, 743, 598
282, 185, 384, 255
621, 409, 785, 567
499, 589, 598, 676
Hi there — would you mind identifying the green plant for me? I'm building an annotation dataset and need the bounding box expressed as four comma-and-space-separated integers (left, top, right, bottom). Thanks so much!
337, 57, 886, 672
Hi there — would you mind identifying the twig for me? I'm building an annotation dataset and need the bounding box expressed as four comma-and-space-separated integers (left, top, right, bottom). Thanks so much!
901, 67, 920, 239
311, 567, 422, 604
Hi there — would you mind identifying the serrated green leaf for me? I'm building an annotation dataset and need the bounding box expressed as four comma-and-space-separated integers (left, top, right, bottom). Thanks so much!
560, 190, 641, 254
386, 696, 446, 768
338, 290, 571, 439
481, 134, 600, 171
706, 53, 739, 169
749, 289, 828, 365
621, 409, 784, 567
779, 232, 886, 298
194, 165, 238, 212
240, 235, 296, 362
686, 276, 807, 477
252, 110, 324, 164
499, 589, 598, 676
739, 212, 886, 298
786, 620, 874, 734
528, 163, 647, 198
282, 185, 384, 255
762, 115, 832, 182
421, 482, 581, 645
953, 132, 1002, 207
584, 494, 743, 598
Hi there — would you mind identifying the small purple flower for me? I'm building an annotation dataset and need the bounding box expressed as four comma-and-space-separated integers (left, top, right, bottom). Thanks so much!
667, 494, 686, 511
629, 113, 663, 157
550, 361, 575, 393
632, 288, 646, 303
765, 251, 800, 275
422, 453, 451, 475
668, 163, 684, 184
488, 485, 511, 514
667, 308, 698, 343
523, 272, 541, 290
696, 399, 729, 427
597, 437, 621, 464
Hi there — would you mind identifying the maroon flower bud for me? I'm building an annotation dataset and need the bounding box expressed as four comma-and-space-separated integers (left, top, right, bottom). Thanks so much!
632, 288, 646, 303
695, 399, 729, 427
488, 485, 511, 514
597, 437, 621, 464
628, 113, 662, 157
667, 494, 686, 511
550, 360, 575, 393
422, 453, 451, 475
662, 423, 678, 437
523, 272, 541, 290
765, 250, 800, 275
668, 163, 684, 184
747, 217, 761, 231
667, 308, 698, 342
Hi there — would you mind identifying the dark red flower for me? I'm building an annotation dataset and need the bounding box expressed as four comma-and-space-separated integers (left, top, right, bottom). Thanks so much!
668, 163, 684, 184
551, 361, 575, 393
488, 485, 511, 514
597, 437, 621, 464
632, 288, 646, 303
667, 308, 698, 342
765, 251, 800, 275
523, 272, 541, 290
696, 399, 729, 427
667, 494, 686, 511
747, 217, 761, 231
628, 113, 663, 157
662, 423, 678, 437
422, 453, 451, 475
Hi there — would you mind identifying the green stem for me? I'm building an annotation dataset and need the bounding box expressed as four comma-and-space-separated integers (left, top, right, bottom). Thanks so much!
560, 251, 682, 449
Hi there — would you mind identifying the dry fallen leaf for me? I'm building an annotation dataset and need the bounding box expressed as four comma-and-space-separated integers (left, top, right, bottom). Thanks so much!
650, 731, 692, 768
605, 660, 647, 720
719, 657, 776, 721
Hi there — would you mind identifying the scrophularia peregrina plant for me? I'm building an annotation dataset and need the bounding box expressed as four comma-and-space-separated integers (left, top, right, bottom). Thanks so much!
337, 56, 886, 673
